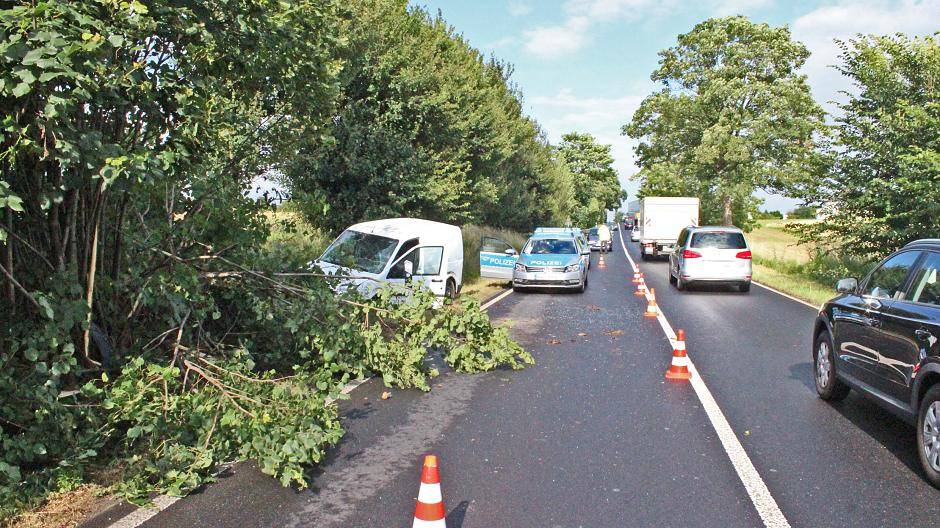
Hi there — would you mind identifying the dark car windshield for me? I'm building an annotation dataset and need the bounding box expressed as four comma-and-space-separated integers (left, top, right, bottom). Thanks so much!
690, 232, 747, 249
320, 230, 399, 274
524, 238, 578, 255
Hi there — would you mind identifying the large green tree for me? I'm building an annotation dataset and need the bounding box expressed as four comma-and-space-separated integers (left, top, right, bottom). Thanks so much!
624, 16, 826, 226
556, 132, 624, 227
285, 0, 572, 232
797, 34, 940, 258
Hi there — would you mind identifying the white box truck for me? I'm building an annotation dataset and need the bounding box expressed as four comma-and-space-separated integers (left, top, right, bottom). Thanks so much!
639, 197, 700, 260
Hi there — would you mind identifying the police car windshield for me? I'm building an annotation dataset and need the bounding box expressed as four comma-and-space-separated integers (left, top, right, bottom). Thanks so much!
524, 238, 578, 255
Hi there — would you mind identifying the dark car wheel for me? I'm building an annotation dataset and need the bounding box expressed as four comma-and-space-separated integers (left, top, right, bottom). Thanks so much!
814, 331, 850, 401
676, 274, 687, 291
917, 385, 940, 488
669, 269, 677, 285
739, 281, 751, 293
445, 279, 457, 300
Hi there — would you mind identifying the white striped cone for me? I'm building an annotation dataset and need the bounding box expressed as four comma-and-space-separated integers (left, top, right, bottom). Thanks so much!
413, 455, 446, 527
634, 278, 647, 296
666, 330, 691, 380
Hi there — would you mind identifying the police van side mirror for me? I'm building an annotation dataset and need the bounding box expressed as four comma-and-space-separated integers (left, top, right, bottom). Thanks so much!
504, 248, 517, 256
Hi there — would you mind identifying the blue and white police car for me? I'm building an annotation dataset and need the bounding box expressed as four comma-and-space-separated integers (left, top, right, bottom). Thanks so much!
512, 232, 589, 292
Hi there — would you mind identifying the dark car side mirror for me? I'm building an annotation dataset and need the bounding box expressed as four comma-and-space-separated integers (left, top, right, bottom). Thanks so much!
836, 277, 858, 294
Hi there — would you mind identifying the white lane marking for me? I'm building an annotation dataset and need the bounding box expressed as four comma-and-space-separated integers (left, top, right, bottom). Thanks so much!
480, 287, 513, 311
107, 494, 180, 528
752, 281, 819, 311
104, 286, 513, 528
617, 229, 791, 528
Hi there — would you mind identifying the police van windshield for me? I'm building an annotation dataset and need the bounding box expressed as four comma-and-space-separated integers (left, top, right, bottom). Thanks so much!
320, 230, 399, 274
524, 238, 578, 255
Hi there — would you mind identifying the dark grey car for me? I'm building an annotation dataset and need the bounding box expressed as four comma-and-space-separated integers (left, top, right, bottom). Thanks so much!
813, 239, 940, 487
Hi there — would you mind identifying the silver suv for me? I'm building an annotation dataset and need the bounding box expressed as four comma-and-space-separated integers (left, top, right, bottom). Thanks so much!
668, 226, 752, 292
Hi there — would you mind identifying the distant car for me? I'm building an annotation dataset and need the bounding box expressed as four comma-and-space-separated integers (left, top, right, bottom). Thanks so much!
513, 233, 589, 292
813, 239, 940, 488
668, 226, 752, 292
631, 225, 641, 242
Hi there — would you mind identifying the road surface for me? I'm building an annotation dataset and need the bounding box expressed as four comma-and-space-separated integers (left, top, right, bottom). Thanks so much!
83, 230, 939, 528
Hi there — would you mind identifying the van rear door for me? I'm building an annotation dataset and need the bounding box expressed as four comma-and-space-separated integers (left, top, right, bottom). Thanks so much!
479, 236, 517, 280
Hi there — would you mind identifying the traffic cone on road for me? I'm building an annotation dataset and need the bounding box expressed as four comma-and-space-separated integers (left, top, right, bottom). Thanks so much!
413, 455, 446, 528
665, 329, 692, 380
598, 253, 607, 269
644, 288, 659, 317
632, 271, 643, 284
634, 278, 647, 296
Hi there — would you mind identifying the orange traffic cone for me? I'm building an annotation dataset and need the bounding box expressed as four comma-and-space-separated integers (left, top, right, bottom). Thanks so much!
634, 278, 647, 296
598, 253, 607, 269
413, 455, 446, 528
665, 329, 692, 380
632, 272, 643, 284
644, 288, 659, 317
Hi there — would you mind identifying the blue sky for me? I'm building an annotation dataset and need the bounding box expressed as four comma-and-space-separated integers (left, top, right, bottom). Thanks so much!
408, 0, 939, 212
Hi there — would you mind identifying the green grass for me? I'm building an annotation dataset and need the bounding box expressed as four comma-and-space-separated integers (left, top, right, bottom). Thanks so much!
264, 209, 332, 260
747, 219, 874, 305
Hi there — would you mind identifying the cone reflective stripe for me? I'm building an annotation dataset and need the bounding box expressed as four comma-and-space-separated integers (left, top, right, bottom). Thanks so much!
666, 329, 692, 380
634, 278, 647, 296
413, 455, 446, 528
598, 253, 607, 269
632, 272, 643, 284
644, 288, 659, 317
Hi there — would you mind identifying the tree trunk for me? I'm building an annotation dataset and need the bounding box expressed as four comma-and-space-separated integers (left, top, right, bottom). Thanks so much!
722, 194, 734, 226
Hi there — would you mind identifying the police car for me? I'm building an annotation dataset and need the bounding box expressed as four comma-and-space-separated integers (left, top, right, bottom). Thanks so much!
511, 232, 590, 292
534, 227, 591, 269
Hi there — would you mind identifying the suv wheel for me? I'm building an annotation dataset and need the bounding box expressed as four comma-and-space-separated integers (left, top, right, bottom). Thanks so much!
814, 331, 850, 400
917, 385, 940, 488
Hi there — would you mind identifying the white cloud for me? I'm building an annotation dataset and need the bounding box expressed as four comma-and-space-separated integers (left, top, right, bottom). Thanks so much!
523, 16, 592, 58
508, 1, 534, 16
793, 0, 940, 112
530, 88, 649, 194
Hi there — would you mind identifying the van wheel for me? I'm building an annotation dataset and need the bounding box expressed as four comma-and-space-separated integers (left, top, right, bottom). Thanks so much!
739, 281, 751, 293
445, 279, 457, 300
917, 385, 940, 489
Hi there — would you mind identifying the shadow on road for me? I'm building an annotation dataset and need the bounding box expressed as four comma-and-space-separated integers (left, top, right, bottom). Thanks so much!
788, 362, 816, 392
446, 500, 470, 527
829, 393, 923, 479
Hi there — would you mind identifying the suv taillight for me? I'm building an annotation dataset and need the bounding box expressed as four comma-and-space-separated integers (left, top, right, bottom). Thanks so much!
682, 249, 702, 259
736, 250, 752, 260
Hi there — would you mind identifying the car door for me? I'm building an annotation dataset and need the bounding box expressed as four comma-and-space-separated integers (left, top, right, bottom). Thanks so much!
671, 228, 689, 276
879, 251, 940, 404
388, 246, 446, 295
479, 236, 517, 280
834, 250, 921, 388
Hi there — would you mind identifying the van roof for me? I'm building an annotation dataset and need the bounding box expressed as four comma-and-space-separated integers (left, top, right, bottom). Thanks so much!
348, 218, 461, 241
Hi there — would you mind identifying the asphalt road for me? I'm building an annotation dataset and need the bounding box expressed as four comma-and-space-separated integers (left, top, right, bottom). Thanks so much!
85, 232, 940, 528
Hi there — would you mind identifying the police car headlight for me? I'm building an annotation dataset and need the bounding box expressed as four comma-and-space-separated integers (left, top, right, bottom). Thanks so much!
564, 263, 581, 272
514, 263, 527, 272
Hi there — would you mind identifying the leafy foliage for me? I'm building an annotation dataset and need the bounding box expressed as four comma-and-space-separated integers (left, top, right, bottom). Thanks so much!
794, 34, 940, 258
557, 133, 625, 227
624, 16, 827, 227
285, 0, 575, 232
0, 0, 535, 520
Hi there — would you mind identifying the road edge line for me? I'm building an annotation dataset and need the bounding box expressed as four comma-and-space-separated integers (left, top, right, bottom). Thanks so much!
751, 280, 819, 310
618, 230, 791, 528
100, 282, 514, 528
480, 288, 513, 311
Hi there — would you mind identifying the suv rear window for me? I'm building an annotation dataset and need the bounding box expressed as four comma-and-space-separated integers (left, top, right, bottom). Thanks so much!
690, 232, 747, 249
